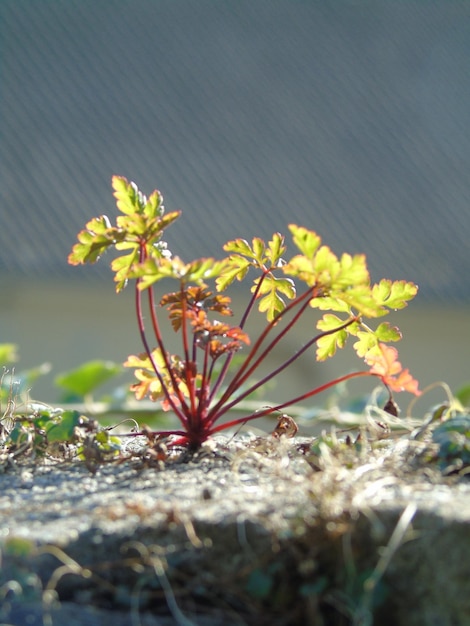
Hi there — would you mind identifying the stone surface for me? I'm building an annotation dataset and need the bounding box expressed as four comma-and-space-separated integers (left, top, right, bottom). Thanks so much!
1, 433, 469, 625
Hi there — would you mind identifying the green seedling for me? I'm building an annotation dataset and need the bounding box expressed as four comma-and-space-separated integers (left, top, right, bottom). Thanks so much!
55, 359, 122, 402
4, 406, 122, 465
68, 176, 420, 449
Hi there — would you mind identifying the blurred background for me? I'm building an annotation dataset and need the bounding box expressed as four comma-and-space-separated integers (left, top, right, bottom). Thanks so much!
1, 1, 469, 414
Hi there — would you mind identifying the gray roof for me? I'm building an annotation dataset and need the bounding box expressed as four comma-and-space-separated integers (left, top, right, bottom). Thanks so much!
1, 1, 470, 302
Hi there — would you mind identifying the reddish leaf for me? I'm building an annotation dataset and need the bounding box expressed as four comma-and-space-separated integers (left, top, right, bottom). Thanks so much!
365, 343, 421, 395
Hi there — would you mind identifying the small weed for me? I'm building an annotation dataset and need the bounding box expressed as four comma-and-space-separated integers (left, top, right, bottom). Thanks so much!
426, 412, 470, 475
1, 405, 122, 468
67, 176, 420, 449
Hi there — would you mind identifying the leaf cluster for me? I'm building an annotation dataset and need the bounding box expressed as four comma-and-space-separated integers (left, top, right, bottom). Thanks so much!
68, 176, 180, 291
3, 408, 121, 466
217, 226, 418, 392
67, 176, 421, 448
282, 225, 418, 363
217, 234, 296, 321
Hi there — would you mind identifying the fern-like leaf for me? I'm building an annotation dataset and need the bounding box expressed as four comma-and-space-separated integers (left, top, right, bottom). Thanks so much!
365, 343, 421, 395
316, 314, 350, 360
252, 274, 296, 322
372, 279, 418, 310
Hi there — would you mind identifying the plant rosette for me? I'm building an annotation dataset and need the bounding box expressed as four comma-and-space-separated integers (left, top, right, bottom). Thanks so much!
68, 176, 420, 449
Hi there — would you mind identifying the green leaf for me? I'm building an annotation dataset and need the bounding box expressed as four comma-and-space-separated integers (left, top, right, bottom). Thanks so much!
0, 343, 18, 366
432, 415, 470, 470
116, 213, 147, 236
309, 285, 384, 318
68, 216, 123, 265
313, 245, 339, 276
45, 410, 84, 443
253, 275, 296, 321
156, 210, 181, 232
283, 241, 340, 290
375, 322, 402, 342
133, 257, 178, 289
353, 331, 379, 358
77, 429, 122, 462
456, 384, 470, 408
223, 238, 255, 258
223, 235, 284, 268
316, 314, 349, 360
223, 236, 266, 264
216, 256, 251, 291
372, 279, 418, 310
134, 256, 228, 291
309, 296, 351, 312
351, 323, 400, 359
333, 285, 386, 317
8, 423, 30, 446
112, 175, 146, 215
251, 237, 266, 263
218, 233, 287, 293
335, 253, 369, 288
258, 290, 285, 321
3, 537, 35, 558
69, 178, 180, 287
288, 225, 322, 258
111, 247, 140, 291
143, 188, 164, 218
266, 232, 286, 267
95, 430, 122, 455
55, 360, 122, 398
178, 258, 228, 283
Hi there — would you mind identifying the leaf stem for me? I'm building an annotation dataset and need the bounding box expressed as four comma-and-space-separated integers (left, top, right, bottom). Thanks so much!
179, 286, 198, 419
136, 247, 188, 425
210, 370, 381, 433
208, 269, 270, 403
208, 286, 315, 418
207, 315, 358, 426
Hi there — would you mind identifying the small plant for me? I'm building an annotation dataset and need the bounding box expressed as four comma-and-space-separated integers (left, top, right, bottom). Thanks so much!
68, 176, 420, 449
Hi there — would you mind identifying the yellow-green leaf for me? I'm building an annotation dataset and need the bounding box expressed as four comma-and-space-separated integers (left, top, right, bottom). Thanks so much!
266, 232, 286, 266
143, 188, 164, 218
335, 253, 369, 288
258, 290, 286, 322
288, 225, 322, 258
216, 256, 251, 291
316, 313, 349, 360
223, 238, 256, 258
68, 216, 122, 265
252, 275, 296, 321
375, 322, 402, 342
372, 279, 418, 310
353, 331, 379, 358
112, 175, 146, 216
111, 248, 140, 291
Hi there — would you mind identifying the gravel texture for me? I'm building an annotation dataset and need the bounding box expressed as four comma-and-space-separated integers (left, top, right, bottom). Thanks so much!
1, 432, 470, 626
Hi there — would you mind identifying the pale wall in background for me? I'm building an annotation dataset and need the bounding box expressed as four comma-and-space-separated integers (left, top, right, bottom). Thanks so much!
1, 280, 468, 414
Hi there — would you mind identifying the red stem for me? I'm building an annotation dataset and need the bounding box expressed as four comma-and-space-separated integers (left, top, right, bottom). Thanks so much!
206, 315, 358, 427
196, 339, 211, 419
208, 269, 270, 403
208, 287, 316, 419
179, 289, 198, 418
210, 371, 382, 433
146, 285, 189, 414
135, 245, 188, 425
